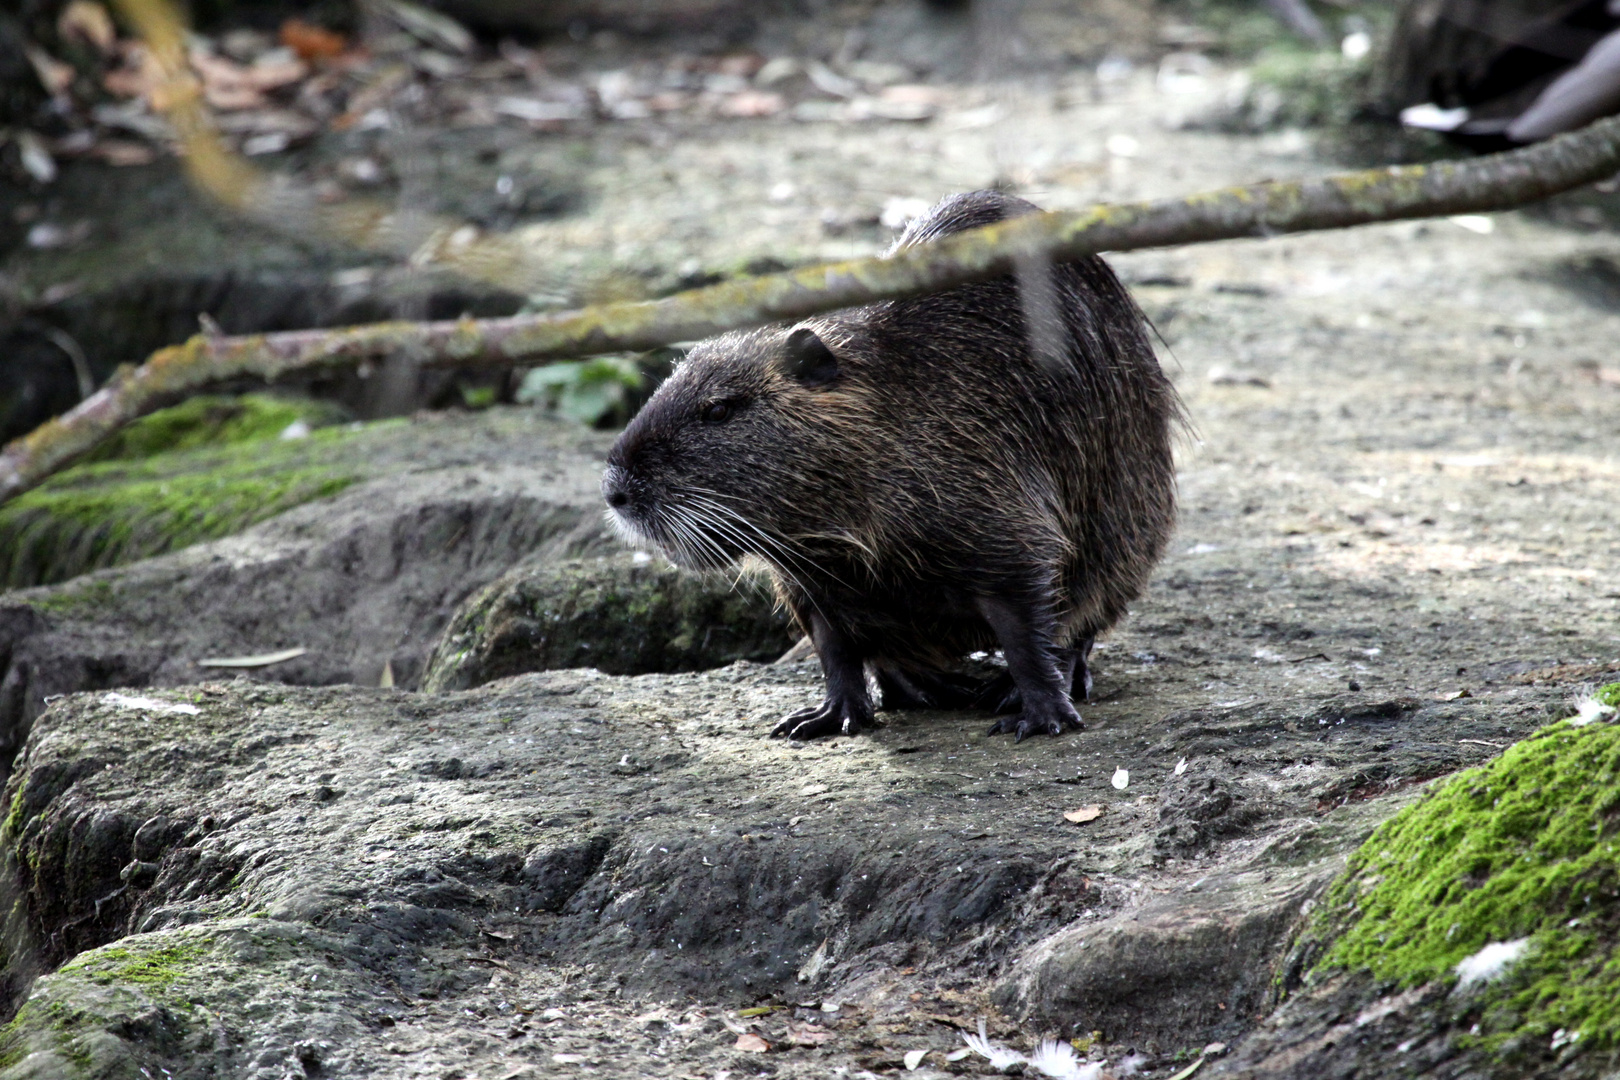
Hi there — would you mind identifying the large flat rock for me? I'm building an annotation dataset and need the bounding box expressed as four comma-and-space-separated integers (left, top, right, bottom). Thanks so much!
0, 656, 1569, 1078
0, 408, 614, 778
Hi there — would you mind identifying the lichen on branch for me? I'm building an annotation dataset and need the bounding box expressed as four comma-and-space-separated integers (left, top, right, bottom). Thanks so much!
4, 112, 1620, 506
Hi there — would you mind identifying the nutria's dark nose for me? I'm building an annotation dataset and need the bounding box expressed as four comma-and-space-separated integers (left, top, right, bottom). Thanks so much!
601, 466, 631, 508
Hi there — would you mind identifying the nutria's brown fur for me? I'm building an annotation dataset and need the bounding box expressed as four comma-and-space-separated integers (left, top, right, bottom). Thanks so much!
603, 190, 1181, 741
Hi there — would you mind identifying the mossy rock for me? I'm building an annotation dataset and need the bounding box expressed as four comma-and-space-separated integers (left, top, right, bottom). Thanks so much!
422, 552, 795, 691
0, 920, 377, 1079
1308, 685, 1620, 1066
0, 394, 362, 590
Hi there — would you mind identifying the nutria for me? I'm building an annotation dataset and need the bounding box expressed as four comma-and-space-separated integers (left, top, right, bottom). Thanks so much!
601, 189, 1181, 741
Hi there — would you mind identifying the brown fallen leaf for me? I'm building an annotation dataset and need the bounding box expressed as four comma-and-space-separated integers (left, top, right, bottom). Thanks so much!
190, 49, 310, 111
190, 53, 268, 111
245, 56, 308, 92
1063, 805, 1103, 824
785, 1023, 835, 1046
883, 84, 944, 106
280, 18, 348, 62
735, 1032, 769, 1053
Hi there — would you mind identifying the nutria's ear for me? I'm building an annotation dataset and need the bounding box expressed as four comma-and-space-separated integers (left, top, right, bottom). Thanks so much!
780, 328, 840, 387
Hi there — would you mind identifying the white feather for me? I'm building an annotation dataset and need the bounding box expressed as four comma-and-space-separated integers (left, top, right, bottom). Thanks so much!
961, 1022, 1106, 1080
1028, 1038, 1105, 1080
1569, 692, 1617, 727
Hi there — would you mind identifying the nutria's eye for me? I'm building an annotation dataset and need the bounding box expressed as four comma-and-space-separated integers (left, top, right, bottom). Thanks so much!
702, 401, 733, 424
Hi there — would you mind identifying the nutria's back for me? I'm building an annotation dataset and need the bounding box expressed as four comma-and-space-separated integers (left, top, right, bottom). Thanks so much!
604, 189, 1181, 741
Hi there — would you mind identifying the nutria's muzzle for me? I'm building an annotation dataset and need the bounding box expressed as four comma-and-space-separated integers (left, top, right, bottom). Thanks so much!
600, 465, 632, 510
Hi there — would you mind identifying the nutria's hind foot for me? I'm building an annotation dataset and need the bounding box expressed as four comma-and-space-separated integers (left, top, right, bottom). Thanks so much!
986, 698, 1085, 742
875, 666, 983, 710
772, 694, 875, 741
973, 672, 1020, 714
976, 642, 1090, 713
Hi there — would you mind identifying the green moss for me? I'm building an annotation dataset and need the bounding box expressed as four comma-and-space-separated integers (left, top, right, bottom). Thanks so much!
84, 394, 348, 463
1314, 715, 1620, 1052
1, 787, 28, 841
23, 578, 115, 616
60, 942, 210, 994
0, 408, 369, 589
1597, 682, 1620, 709
0, 999, 101, 1076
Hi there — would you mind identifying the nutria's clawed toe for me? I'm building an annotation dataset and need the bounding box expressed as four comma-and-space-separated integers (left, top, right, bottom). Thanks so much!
986, 700, 1085, 742
771, 694, 874, 741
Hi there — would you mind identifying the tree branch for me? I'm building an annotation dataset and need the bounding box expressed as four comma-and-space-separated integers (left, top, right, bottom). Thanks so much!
5, 114, 1620, 505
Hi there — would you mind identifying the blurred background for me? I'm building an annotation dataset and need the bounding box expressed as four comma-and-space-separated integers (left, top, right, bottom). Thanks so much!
3, 0, 1620, 594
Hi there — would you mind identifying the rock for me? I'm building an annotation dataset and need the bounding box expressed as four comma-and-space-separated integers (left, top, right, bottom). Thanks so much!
0, 407, 614, 780
0, 669, 1120, 1075
1154, 759, 1282, 857
993, 861, 1336, 1048
0, 394, 354, 589
422, 552, 794, 691
1218, 701, 1620, 1080
0, 664, 1576, 1076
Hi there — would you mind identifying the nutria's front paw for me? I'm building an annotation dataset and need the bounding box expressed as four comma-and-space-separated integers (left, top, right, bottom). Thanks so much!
986, 697, 1084, 742
771, 695, 874, 740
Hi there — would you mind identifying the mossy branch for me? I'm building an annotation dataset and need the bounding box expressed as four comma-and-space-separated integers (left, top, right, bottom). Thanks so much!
6, 115, 1620, 505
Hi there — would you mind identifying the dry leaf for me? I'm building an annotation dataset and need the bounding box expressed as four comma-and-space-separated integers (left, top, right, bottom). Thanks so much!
883, 83, 943, 106
94, 139, 155, 165
280, 18, 348, 62
246, 56, 309, 91
719, 90, 785, 117
735, 1032, 769, 1053
102, 44, 160, 99
58, 1, 117, 53
1063, 805, 1103, 824
190, 53, 267, 110
16, 132, 57, 183
25, 46, 76, 96
197, 647, 307, 669
190, 49, 308, 111
786, 1023, 835, 1046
